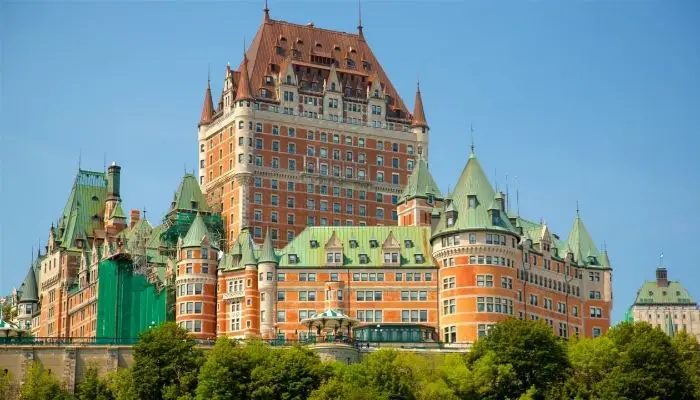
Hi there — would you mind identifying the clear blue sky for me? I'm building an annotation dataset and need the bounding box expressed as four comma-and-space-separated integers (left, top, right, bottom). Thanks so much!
1, 1, 698, 323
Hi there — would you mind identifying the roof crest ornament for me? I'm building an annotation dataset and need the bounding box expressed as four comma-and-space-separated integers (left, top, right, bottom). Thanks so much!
357, 0, 363, 38
264, 0, 270, 22
470, 124, 475, 155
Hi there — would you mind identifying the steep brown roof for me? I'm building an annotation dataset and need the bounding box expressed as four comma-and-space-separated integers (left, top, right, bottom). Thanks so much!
236, 18, 409, 115
199, 81, 214, 126
411, 83, 428, 128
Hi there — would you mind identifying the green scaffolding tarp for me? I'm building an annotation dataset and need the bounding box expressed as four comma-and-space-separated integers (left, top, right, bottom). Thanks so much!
96, 257, 173, 339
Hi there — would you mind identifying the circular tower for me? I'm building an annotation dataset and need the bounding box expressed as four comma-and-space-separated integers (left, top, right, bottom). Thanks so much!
431, 150, 521, 345
175, 213, 219, 338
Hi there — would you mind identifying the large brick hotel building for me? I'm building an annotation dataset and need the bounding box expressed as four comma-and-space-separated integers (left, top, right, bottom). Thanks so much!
7, 8, 612, 346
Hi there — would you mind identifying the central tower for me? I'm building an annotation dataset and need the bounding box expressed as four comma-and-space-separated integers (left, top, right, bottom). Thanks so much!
196, 7, 430, 250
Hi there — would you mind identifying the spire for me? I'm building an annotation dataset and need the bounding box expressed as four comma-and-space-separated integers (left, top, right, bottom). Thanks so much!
198, 72, 214, 127
411, 80, 428, 128
236, 41, 254, 101
469, 124, 475, 158
567, 211, 601, 266
357, 0, 364, 39
258, 229, 277, 264
263, 0, 270, 22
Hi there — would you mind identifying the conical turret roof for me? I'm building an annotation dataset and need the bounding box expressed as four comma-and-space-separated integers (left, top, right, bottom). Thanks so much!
258, 229, 277, 264
567, 213, 602, 267
18, 265, 38, 303
199, 80, 214, 126
433, 150, 517, 237
182, 213, 214, 248
235, 55, 254, 101
399, 158, 442, 203
411, 83, 428, 128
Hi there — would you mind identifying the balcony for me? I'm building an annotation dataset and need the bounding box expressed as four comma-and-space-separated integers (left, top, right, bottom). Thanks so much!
223, 290, 245, 300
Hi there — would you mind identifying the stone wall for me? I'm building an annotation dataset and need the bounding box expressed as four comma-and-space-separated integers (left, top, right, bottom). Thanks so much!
0, 346, 133, 394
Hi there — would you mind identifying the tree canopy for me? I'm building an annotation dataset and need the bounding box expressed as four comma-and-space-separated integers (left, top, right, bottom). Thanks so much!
8, 320, 700, 400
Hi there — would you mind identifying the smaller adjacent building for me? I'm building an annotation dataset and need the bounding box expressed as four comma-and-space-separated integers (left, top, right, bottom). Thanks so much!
627, 266, 700, 341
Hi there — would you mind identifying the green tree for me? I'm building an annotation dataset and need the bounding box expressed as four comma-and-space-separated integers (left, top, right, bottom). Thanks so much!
131, 322, 204, 400
103, 368, 137, 400
602, 322, 693, 400
1, 369, 14, 400
19, 362, 70, 400
564, 336, 619, 398
672, 332, 700, 399
249, 345, 331, 400
76, 366, 112, 400
196, 337, 252, 400
467, 319, 569, 399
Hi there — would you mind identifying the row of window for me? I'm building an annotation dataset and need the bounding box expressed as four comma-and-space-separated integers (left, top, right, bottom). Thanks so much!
477, 297, 514, 315
250, 122, 418, 155
443, 255, 516, 268
520, 293, 581, 317
182, 264, 210, 274
517, 269, 582, 297
252, 193, 398, 217
177, 283, 204, 296
179, 302, 203, 315
253, 179, 400, 204
350, 272, 433, 282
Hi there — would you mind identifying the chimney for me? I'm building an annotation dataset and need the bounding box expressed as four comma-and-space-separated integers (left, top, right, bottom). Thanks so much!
130, 209, 141, 228
656, 267, 669, 287
107, 162, 121, 200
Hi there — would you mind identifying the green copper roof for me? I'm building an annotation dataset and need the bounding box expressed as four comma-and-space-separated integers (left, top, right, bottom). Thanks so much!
567, 215, 605, 268
18, 265, 39, 303
633, 279, 696, 306
57, 170, 108, 248
110, 201, 126, 219
277, 226, 433, 268
241, 229, 258, 266
171, 174, 209, 213
258, 230, 278, 264
432, 152, 517, 237
399, 158, 442, 203
182, 213, 214, 248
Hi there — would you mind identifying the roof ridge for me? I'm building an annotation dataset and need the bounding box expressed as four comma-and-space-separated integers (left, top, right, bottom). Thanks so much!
269, 19, 362, 37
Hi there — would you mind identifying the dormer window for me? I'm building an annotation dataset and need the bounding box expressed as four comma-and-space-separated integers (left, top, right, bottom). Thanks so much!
265, 76, 273, 84
349, 239, 358, 248
359, 253, 368, 264
330, 82, 336, 91
310, 240, 319, 248
404, 240, 414, 248
288, 254, 298, 264
326, 252, 342, 264
491, 210, 501, 225
468, 195, 477, 208
447, 216, 455, 227
383, 252, 399, 264
648, 291, 654, 296
91, 195, 99, 201
369, 239, 379, 248
427, 194, 434, 204
414, 254, 425, 263
286, 75, 292, 84
191, 201, 198, 210
347, 59, 355, 68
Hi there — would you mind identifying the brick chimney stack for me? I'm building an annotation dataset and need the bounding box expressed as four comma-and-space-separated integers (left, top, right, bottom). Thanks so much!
130, 209, 141, 228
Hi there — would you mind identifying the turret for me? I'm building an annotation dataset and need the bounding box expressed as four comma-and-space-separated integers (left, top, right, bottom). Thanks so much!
175, 213, 218, 338
397, 157, 442, 226
410, 82, 429, 159
257, 230, 278, 338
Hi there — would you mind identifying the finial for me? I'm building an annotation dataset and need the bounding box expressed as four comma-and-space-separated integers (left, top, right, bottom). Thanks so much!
416, 76, 420, 91
603, 241, 607, 252
78, 150, 82, 170
357, 0, 363, 37
470, 124, 475, 154
576, 201, 580, 217
659, 251, 664, 267
207, 64, 211, 87
143, 207, 147, 221
264, 0, 270, 22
